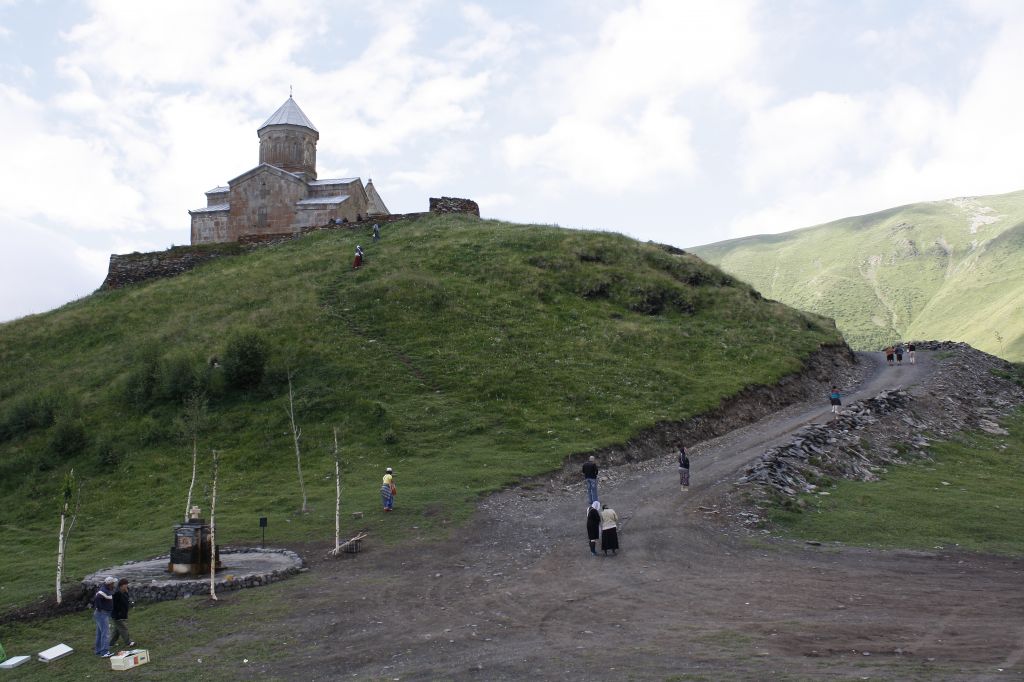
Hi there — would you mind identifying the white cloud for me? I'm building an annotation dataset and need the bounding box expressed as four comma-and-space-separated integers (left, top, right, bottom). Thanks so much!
502, 0, 757, 193
730, 4, 1024, 238
0, 84, 143, 231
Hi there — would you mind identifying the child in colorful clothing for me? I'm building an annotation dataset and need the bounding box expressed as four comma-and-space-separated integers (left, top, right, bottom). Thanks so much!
829, 386, 842, 416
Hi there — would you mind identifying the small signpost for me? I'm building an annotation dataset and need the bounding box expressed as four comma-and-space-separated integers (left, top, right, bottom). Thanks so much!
259, 516, 267, 547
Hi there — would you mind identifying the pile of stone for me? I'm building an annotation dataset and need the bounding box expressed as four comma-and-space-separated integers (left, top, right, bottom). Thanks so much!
738, 389, 912, 497
734, 342, 1024, 524
429, 196, 480, 216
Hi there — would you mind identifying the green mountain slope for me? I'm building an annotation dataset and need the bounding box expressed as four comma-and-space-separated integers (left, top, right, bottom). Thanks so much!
0, 214, 839, 610
693, 190, 1024, 359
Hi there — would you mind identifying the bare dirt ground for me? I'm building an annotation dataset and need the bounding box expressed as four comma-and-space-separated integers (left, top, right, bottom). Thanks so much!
267, 352, 1024, 681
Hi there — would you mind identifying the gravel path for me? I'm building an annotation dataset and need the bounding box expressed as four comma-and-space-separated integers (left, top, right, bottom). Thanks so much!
262, 350, 1024, 681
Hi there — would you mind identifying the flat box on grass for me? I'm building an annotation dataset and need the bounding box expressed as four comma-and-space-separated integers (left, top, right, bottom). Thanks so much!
0, 655, 31, 669
111, 649, 150, 671
37, 643, 73, 662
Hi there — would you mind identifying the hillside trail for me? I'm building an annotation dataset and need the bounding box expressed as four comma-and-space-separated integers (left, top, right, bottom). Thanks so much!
268, 351, 1024, 681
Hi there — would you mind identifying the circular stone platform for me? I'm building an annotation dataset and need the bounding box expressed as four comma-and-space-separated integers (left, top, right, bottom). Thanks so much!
82, 547, 304, 603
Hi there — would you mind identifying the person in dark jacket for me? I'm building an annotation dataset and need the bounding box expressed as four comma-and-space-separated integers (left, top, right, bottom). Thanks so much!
92, 576, 115, 657
586, 501, 601, 556
677, 446, 690, 491
582, 456, 599, 504
108, 578, 135, 650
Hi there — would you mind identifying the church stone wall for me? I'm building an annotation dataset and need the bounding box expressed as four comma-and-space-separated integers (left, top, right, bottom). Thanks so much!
227, 173, 307, 241
191, 211, 230, 245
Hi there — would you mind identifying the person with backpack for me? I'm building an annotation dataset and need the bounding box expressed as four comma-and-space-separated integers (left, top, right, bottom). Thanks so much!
92, 576, 116, 657
829, 386, 842, 417
108, 578, 135, 651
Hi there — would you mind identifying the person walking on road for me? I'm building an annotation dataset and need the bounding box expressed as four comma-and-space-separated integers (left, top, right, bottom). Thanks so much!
908, 342, 916, 365
895, 342, 905, 365
884, 345, 895, 366
600, 503, 619, 556
829, 385, 842, 418
582, 456, 599, 504
108, 578, 135, 650
586, 501, 601, 556
381, 467, 396, 512
92, 576, 116, 657
677, 446, 690, 491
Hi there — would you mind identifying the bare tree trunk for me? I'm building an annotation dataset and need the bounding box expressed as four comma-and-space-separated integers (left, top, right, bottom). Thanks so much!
286, 370, 307, 513
182, 392, 206, 522
209, 450, 219, 601
56, 506, 67, 605
333, 427, 341, 555
55, 469, 80, 605
185, 433, 198, 522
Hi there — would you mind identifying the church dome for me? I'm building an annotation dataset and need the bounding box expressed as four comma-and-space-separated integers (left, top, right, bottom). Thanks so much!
258, 96, 319, 180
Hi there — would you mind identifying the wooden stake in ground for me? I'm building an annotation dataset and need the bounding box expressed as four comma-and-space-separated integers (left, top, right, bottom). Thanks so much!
55, 468, 81, 606
333, 427, 342, 555
286, 370, 307, 513
209, 449, 219, 601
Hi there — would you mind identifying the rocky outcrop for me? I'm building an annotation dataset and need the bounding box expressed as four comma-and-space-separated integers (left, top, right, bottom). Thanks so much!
734, 341, 1024, 522
429, 196, 480, 216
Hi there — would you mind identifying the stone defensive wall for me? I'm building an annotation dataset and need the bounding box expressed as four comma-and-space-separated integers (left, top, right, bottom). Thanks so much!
100, 197, 479, 291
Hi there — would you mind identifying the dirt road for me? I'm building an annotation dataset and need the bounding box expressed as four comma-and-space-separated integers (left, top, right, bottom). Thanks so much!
270, 352, 1024, 681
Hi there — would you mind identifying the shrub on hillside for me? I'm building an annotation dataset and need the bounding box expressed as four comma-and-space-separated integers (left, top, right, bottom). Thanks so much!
47, 417, 89, 460
157, 352, 207, 403
0, 390, 60, 441
223, 331, 269, 390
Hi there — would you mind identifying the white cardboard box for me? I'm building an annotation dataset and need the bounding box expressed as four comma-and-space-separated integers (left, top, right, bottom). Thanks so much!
111, 649, 150, 671
37, 643, 73, 662
0, 655, 31, 669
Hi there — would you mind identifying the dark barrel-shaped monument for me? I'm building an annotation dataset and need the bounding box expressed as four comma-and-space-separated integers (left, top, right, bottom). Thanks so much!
169, 506, 222, 575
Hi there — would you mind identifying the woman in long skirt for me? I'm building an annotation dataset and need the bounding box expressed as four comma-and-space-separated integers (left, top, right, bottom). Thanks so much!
586, 501, 601, 556
600, 504, 619, 555
381, 467, 395, 511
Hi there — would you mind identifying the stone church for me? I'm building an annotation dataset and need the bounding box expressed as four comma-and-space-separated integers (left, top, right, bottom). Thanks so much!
189, 96, 389, 244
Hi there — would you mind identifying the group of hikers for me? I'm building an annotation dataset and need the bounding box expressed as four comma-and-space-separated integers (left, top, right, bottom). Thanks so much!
581, 447, 689, 556
90, 576, 135, 658
883, 341, 916, 366
352, 223, 382, 270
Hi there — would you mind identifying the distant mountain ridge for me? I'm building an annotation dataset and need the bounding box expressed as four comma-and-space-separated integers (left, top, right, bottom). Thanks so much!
692, 189, 1024, 360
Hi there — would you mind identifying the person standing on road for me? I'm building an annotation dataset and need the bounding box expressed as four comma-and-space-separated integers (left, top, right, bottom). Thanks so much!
600, 503, 619, 556
829, 386, 842, 417
92, 576, 116, 657
908, 342, 916, 365
895, 342, 905, 365
108, 578, 135, 650
582, 456, 599, 504
677, 446, 690, 491
381, 467, 396, 512
884, 345, 895, 366
586, 501, 601, 556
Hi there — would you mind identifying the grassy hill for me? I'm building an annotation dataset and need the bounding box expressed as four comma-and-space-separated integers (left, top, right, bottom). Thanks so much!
0, 213, 840, 612
692, 190, 1024, 360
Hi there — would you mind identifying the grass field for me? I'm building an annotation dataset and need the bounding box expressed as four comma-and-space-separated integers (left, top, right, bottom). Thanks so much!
769, 409, 1024, 554
0, 213, 840, 613
693, 189, 1024, 360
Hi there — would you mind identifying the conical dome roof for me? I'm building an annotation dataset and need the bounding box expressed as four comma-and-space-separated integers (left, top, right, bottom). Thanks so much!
259, 96, 318, 132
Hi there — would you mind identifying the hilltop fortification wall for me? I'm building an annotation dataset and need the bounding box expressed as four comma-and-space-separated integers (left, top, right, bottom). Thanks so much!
101, 197, 478, 290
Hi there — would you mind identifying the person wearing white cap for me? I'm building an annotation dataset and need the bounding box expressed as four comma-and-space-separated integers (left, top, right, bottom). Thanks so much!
381, 467, 396, 511
92, 576, 116, 657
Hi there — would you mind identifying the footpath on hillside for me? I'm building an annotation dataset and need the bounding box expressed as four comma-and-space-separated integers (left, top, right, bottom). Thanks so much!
265, 344, 1024, 681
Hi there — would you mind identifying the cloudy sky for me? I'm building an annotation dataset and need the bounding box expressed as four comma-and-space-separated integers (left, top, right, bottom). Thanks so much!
3, 0, 1024, 321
